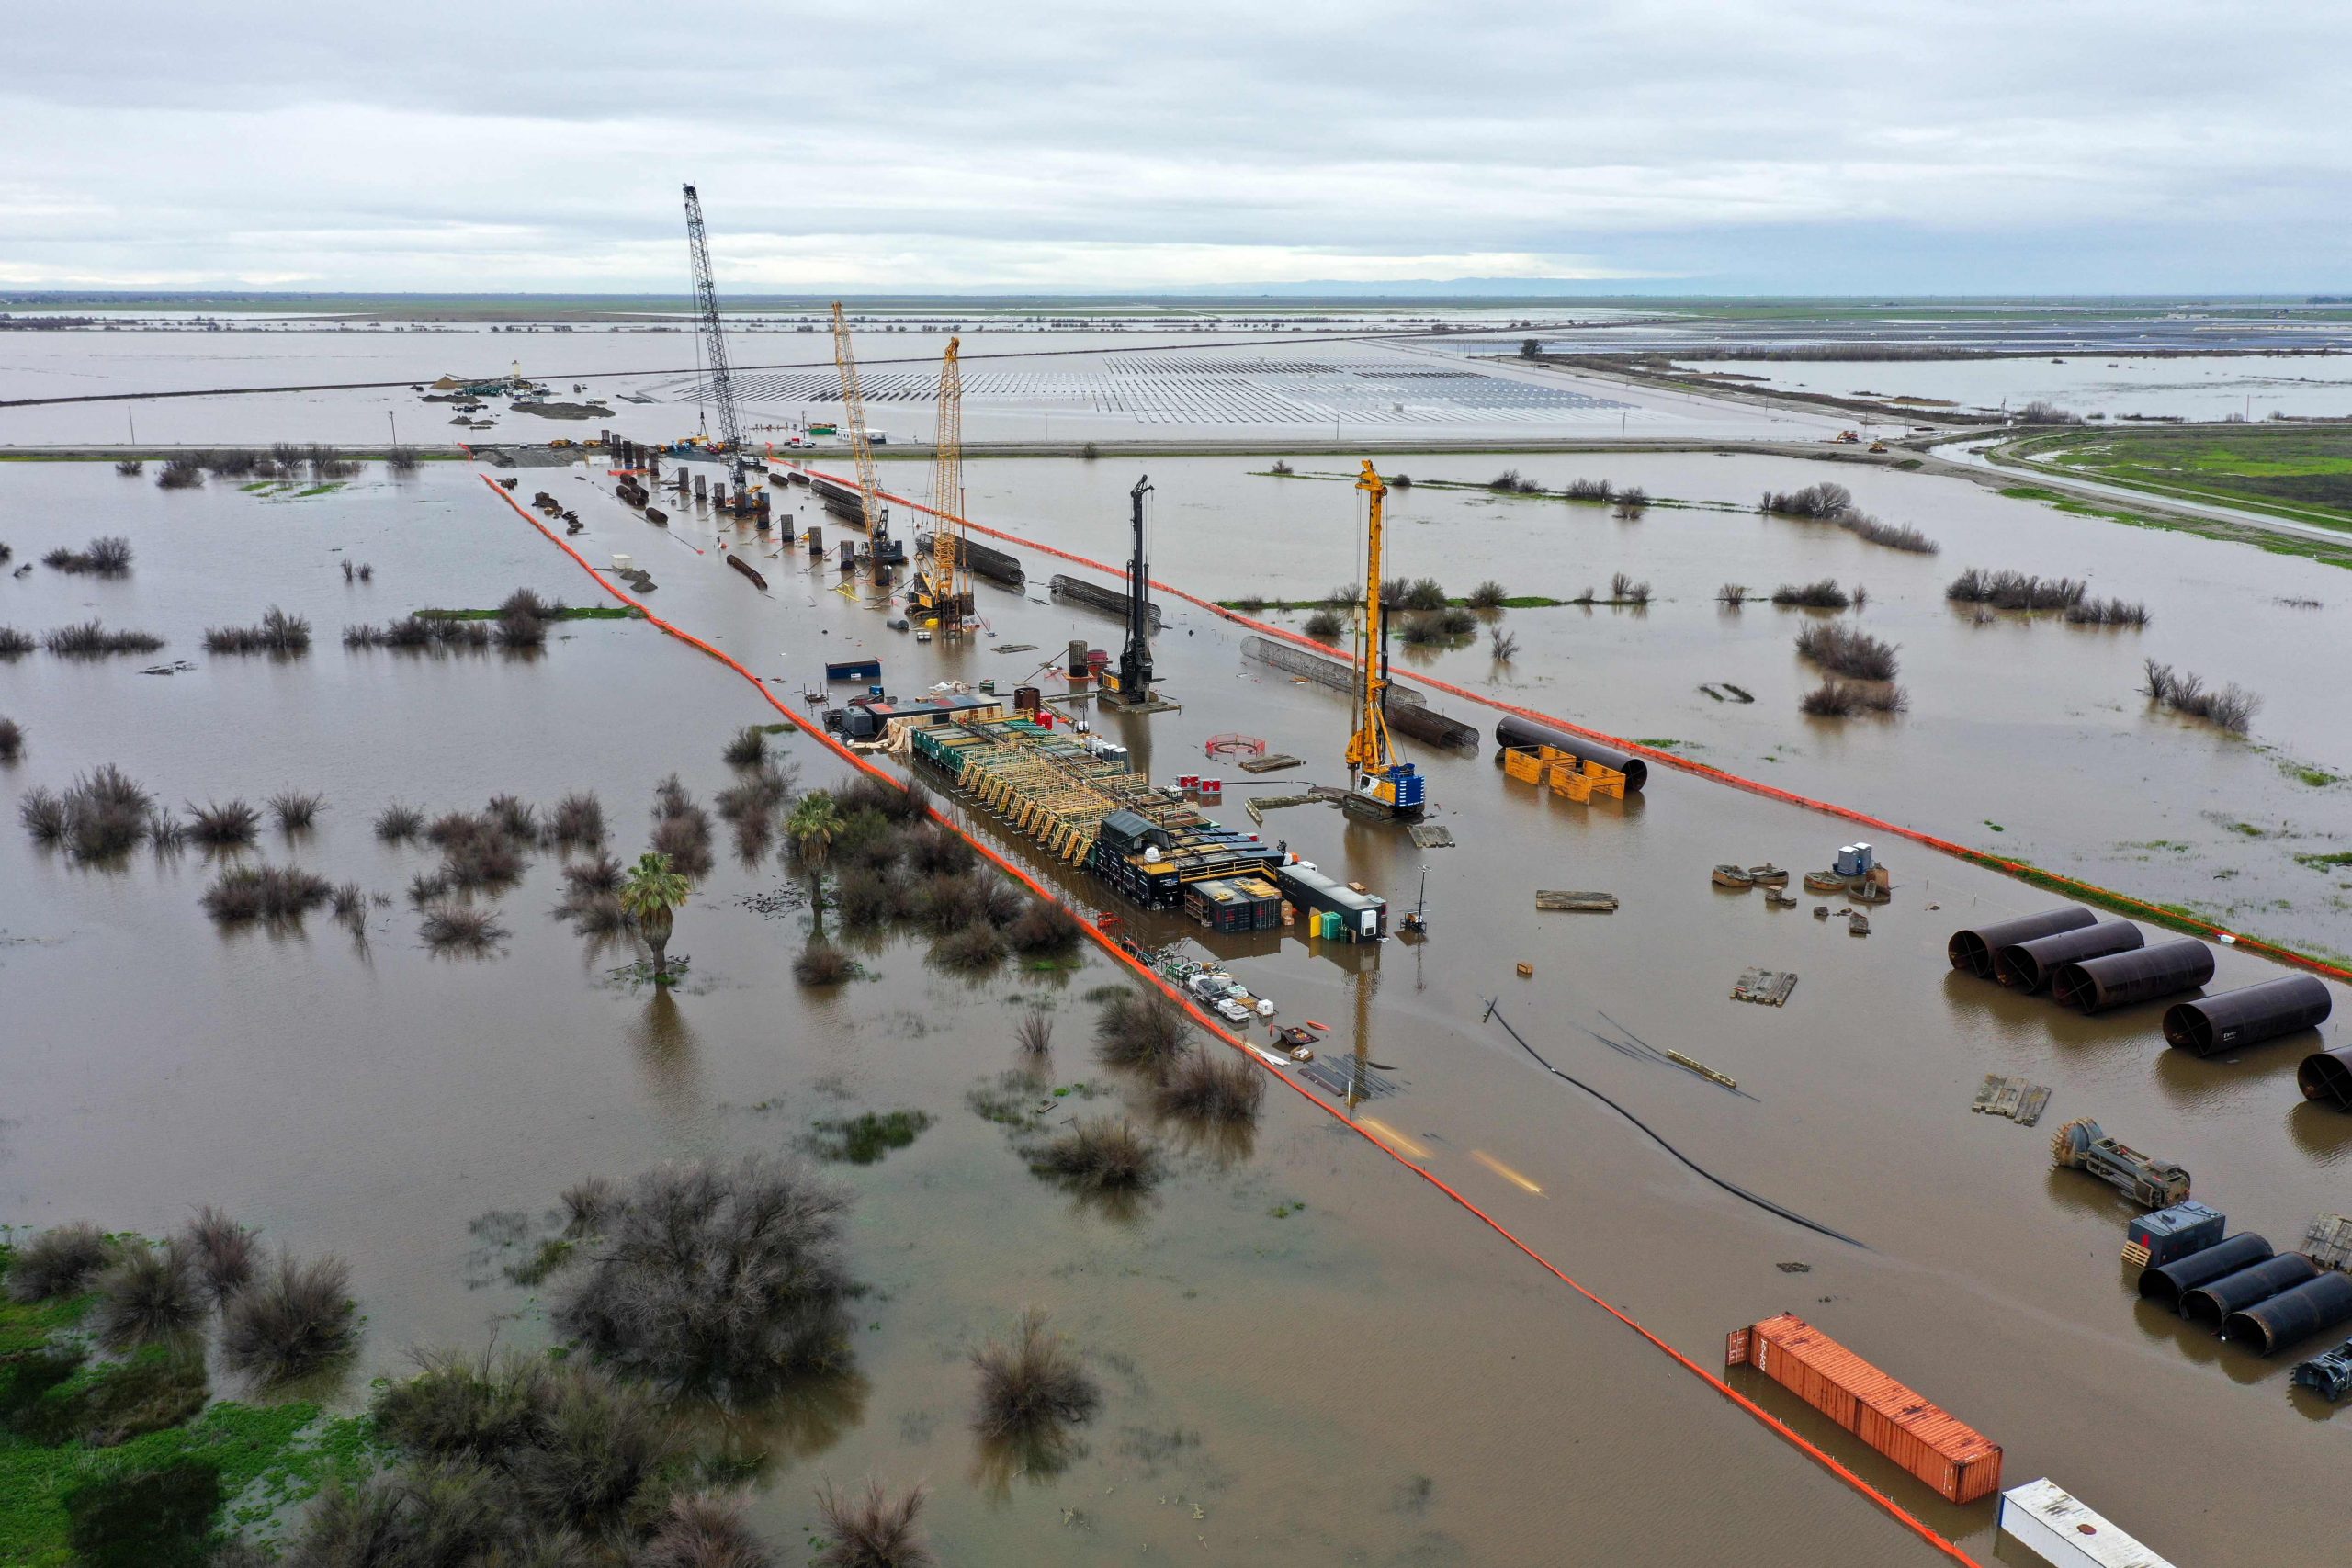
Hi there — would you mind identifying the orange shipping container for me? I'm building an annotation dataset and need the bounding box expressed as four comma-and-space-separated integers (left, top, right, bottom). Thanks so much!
1724, 1314, 2002, 1505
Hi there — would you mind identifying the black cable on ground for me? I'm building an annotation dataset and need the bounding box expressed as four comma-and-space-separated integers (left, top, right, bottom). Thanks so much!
1482, 999, 1865, 1247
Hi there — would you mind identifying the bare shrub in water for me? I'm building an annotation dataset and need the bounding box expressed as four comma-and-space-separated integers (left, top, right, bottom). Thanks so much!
638, 1492, 776, 1568
203, 606, 311, 655
814, 1480, 933, 1568
422, 901, 508, 954
44, 620, 165, 657
561, 1178, 617, 1235
1792, 622, 1899, 681
550, 1156, 854, 1400
1838, 511, 1938, 553
181, 1205, 258, 1303
971, 1308, 1100, 1440
1302, 608, 1343, 641
723, 727, 769, 767
0, 626, 34, 660
1800, 679, 1909, 717
270, 789, 325, 833
1154, 1051, 1265, 1126
375, 803, 425, 842
932, 922, 1006, 972
549, 791, 605, 848
1718, 582, 1749, 606
1004, 899, 1082, 957
1094, 988, 1194, 1079
92, 1239, 206, 1348
1770, 578, 1851, 610
43, 535, 134, 576
187, 798, 261, 848
1759, 482, 1851, 518
1034, 1119, 1159, 1192
6, 1221, 115, 1302
795, 943, 855, 986
220, 1251, 358, 1383
2064, 595, 2150, 627
1014, 1013, 1053, 1057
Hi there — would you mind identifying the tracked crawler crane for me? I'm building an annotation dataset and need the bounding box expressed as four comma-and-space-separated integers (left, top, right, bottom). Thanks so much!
830, 301, 892, 562
1344, 460, 1424, 822
681, 184, 748, 481
911, 337, 972, 632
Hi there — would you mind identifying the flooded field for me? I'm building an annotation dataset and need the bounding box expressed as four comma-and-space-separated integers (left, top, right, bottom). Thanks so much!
6, 449, 2350, 1563
1675, 353, 2352, 423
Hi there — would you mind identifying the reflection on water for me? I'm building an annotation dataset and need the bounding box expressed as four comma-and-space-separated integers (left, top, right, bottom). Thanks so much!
628, 987, 705, 1123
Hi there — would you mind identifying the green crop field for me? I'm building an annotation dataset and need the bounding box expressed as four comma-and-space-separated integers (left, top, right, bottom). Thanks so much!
2009, 425, 2352, 529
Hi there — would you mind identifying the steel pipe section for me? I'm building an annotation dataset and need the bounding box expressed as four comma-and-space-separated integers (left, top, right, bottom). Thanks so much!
2222, 1272, 2352, 1356
1492, 716, 1648, 793
1946, 905, 2095, 976
2181, 1253, 2320, 1328
2163, 976, 2334, 1056
1993, 921, 2144, 992
2299, 1046, 2352, 1111
2138, 1233, 2275, 1313
2051, 939, 2217, 1014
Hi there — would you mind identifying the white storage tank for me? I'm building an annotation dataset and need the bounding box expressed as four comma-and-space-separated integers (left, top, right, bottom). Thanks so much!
1997, 1479, 2175, 1568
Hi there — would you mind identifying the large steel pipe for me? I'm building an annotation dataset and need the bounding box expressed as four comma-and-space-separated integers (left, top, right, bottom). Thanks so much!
2222, 1272, 2352, 1355
2138, 1233, 2274, 1313
1994, 921, 2144, 992
2181, 1253, 2319, 1328
2051, 939, 2217, 1014
2163, 976, 2334, 1056
1492, 716, 1648, 793
2299, 1046, 2352, 1111
1946, 905, 2096, 976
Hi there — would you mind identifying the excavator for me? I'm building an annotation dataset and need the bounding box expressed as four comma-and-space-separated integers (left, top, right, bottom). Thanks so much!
1343, 461, 1425, 823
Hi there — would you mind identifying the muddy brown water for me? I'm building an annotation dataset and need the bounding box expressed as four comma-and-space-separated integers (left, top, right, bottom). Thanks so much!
2, 458, 2346, 1564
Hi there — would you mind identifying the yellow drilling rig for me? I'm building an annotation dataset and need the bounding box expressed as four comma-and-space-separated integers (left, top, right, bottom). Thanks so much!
830, 302, 904, 577
909, 337, 973, 632
1344, 460, 1425, 823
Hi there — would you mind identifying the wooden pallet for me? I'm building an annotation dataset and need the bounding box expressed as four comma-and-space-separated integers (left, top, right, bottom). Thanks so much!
1536, 890, 1619, 912
1970, 1073, 2052, 1127
1408, 825, 1455, 849
1731, 967, 1797, 1006
1238, 753, 1304, 773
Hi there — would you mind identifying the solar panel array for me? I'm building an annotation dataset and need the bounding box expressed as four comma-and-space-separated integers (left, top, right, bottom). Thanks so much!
646, 349, 1628, 428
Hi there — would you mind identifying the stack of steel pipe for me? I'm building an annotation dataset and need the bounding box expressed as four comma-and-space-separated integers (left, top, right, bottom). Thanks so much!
1946, 906, 2094, 978
2224, 1273, 2352, 1355
1048, 573, 1163, 629
2181, 1253, 2317, 1327
1491, 715, 1649, 793
2163, 976, 2334, 1056
2138, 1233, 2274, 1314
1236, 637, 1476, 750
2050, 939, 2216, 1014
1992, 921, 2144, 992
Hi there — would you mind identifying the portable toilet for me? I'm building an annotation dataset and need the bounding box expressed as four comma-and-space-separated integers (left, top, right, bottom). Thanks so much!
1835, 842, 1875, 878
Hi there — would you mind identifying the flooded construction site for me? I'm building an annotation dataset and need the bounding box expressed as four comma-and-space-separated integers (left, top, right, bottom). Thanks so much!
4, 393, 2349, 1564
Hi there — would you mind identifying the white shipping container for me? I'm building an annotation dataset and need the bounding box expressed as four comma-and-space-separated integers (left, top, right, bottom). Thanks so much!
1997, 1479, 2177, 1568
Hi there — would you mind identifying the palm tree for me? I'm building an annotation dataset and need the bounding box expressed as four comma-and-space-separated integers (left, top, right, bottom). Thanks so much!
786, 794, 844, 908
618, 851, 693, 980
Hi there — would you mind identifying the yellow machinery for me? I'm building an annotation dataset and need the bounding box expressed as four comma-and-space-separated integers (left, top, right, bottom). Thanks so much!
1344, 461, 1425, 822
911, 337, 972, 632
830, 302, 890, 555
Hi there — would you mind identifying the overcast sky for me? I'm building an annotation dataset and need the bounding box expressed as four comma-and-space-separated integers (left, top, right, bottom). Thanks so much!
4, 1, 2345, 295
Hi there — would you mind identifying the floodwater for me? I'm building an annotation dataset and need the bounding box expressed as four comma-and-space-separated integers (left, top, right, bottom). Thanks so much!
0, 464, 1927, 1565
6, 454, 2351, 1565
950, 450, 2352, 963
1674, 354, 2352, 423
0, 328, 1849, 449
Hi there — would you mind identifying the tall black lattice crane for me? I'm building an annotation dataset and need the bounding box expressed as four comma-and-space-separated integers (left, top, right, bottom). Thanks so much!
681, 183, 747, 479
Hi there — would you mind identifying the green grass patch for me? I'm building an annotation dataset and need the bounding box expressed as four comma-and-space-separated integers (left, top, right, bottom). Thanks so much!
808, 1109, 934, 1164
413, 605, 640, 621
2295, 852, 2352, 871
503, 1237, 575, 1288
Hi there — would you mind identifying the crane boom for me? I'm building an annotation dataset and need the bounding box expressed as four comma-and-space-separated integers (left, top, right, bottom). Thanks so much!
830, 302, 887, 545
1344, 459, 1424, 822
926, 337, 968, 630
680, 185, 745, 472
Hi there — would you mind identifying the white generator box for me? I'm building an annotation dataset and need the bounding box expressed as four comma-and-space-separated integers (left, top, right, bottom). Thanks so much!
1998, 1479, 2177, 1568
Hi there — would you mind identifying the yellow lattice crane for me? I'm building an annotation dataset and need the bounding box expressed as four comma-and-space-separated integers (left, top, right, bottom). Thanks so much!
830, 302, 888, 550
914, 337, 970, 632
1344, 460, 1425, 822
